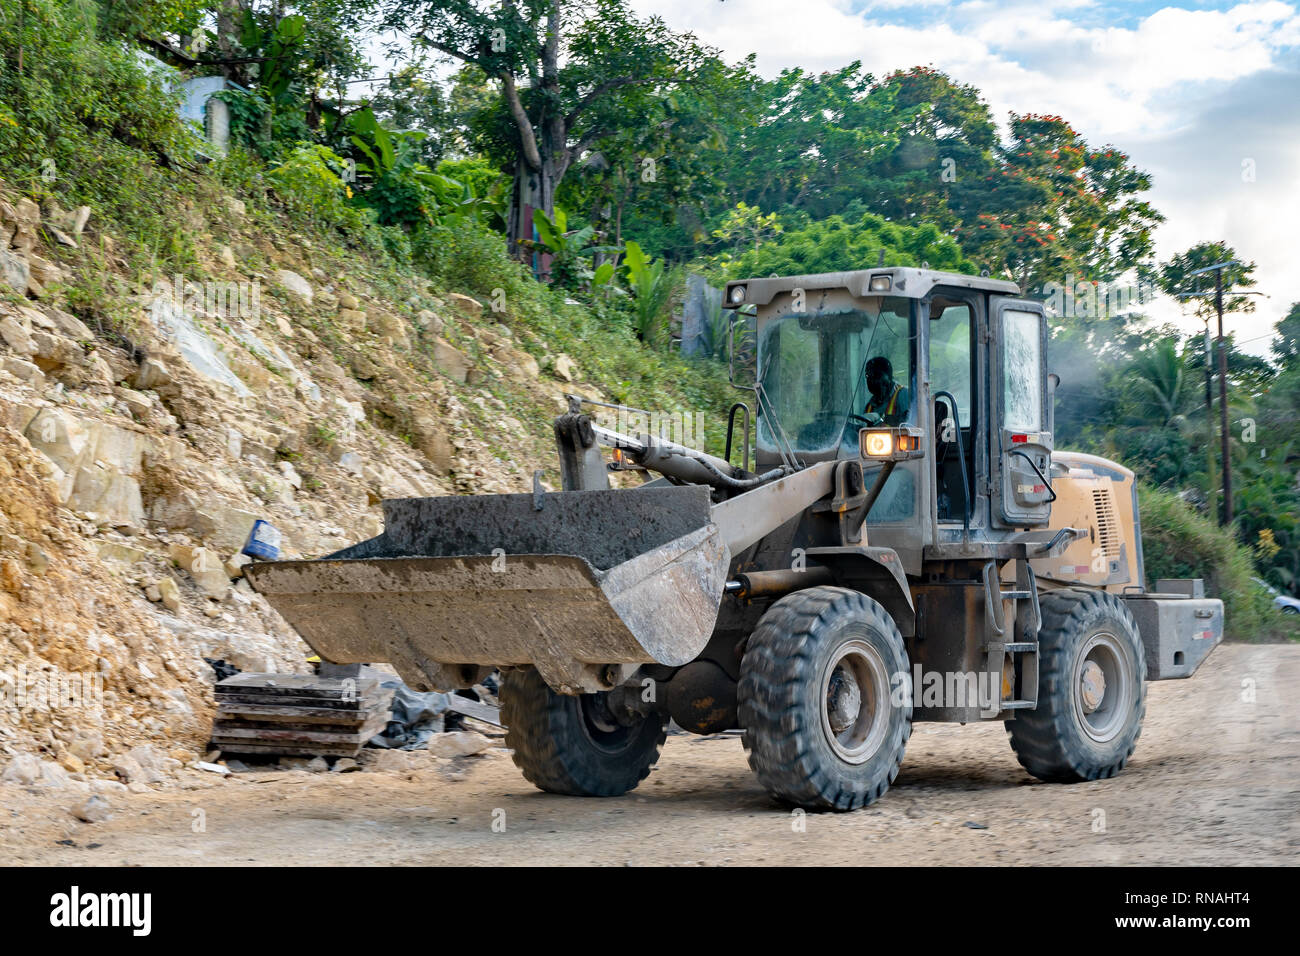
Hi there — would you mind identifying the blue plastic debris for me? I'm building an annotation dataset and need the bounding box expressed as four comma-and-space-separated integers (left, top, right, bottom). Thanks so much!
242, 519, 282, 560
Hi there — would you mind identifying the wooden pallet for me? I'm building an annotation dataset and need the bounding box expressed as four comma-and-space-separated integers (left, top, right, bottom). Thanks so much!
212, 673, 394, 757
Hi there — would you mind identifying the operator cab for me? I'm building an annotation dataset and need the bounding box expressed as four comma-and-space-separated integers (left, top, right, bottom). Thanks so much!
724, 267, 1053, 570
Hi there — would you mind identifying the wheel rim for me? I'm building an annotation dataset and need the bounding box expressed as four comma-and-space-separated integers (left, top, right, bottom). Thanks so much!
576, 693, 638, 755
1072, 631, 1133, 743
819, 638, 890, 764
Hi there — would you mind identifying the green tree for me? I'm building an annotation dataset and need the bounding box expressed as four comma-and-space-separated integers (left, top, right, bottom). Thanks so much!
1270, 301, 1300, 369
723, 62, 897, 220
721, 209, 974, 279
386, 0, 744, 261
1127, 338, 1197, 430
1158, 242, 1258, 323
860, 66, 999, 230
962, 114, 1162, 289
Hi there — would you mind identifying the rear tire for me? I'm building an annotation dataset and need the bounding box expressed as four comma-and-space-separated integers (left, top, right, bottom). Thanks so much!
500, 667, 667, 797
1006, 587, 1146, 782
738, 586, 912, 811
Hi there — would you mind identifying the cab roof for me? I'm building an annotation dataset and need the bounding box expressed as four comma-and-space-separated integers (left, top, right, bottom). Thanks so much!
723, 267, 1021, 308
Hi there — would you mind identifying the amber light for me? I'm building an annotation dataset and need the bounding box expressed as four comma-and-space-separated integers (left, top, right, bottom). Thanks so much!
864, 432, 893, 457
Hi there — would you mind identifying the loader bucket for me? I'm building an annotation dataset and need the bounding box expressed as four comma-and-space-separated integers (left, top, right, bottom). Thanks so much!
245, 485, 731, 694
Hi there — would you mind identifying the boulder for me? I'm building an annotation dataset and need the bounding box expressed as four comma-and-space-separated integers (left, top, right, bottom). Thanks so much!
0, 248, 29, 294
415, 309, 444, 335
223, 553, 252, 579
47, 307, 94, 340
446, 292, 483, 317
432, 338, 472, 384
337, 308, 367, 333
27, 253, 65, 289
9, 197, 39, 254
156, 575, 181, 611
133, 357, 172, 390
1, 754, 73, 790
29, 330, 84, 372
275, 269, 313, 304
69, 729, 106, 761
338, 451, 365, 476
554, 353, 578, 382
412, 416, 454, 472
69, 466, 146, 532
191, 504, 260, 553
277, 460, 303, 490
504, 347, 541, 381
71, 795, 113, 824
0, 312, 35, 356
2, 356, 43, 386
427, 731, 496, 758
187, 548, 230, 599
114, 386, 152, 419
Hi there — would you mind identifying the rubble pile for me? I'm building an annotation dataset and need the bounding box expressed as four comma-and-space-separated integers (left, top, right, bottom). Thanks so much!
0, 177, 587, 792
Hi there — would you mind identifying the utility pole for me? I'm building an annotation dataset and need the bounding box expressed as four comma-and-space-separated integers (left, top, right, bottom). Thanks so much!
1179, 258, 1251, 526
1203, 319, 1215, 518
1213, 268, 1232, 524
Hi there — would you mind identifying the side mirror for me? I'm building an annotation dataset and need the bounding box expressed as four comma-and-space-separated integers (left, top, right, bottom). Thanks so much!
727, 313, 758, 390
1046, 372, 1059, 438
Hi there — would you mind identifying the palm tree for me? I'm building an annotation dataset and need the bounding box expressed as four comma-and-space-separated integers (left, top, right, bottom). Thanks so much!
1128, 338, 1196, 430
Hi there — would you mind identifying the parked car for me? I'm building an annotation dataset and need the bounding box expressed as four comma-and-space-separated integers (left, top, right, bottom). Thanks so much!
1253, 578, 1300, 615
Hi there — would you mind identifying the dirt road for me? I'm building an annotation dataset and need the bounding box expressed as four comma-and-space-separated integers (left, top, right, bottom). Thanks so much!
3, 643, 1296, 866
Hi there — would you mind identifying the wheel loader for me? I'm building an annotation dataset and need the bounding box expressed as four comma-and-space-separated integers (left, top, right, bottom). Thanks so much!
247, 266, 1224, 811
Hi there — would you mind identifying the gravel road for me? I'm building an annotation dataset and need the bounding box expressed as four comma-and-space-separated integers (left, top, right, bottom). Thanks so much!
3, 643, 1296, 866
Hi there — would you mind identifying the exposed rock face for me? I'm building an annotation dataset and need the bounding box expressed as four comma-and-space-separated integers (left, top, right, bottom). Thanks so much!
0, 179, 573, 778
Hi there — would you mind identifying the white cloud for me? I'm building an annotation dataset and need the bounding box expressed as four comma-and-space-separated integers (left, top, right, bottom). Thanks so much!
631, 0, 1300, 354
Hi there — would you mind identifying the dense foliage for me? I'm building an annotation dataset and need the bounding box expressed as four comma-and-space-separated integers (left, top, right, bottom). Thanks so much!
1, 0, 1293, 634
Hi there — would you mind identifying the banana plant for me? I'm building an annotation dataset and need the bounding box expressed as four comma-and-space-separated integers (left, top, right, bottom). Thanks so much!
528, 207, 620, 291
622, 240, 678, 346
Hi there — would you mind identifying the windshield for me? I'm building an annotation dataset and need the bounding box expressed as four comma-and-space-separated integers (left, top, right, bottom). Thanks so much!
757, 297, 915, 455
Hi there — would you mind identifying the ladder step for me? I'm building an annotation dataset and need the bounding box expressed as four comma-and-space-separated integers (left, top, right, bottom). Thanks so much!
1000, 700, 1037, 710
999, 590, 1033, 600
983, 642, 1038, 653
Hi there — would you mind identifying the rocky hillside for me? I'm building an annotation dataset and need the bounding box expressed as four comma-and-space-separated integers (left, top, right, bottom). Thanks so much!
0, 177, 623, 782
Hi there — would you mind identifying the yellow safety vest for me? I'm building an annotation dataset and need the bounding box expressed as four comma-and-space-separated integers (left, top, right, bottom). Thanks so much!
866, 383, 902, 417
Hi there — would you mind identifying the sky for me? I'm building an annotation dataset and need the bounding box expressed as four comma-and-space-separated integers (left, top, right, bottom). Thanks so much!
626, 0, 1300, 356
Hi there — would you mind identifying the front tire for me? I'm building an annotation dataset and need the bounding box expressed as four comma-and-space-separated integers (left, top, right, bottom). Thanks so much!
500, 667, 667, 797
1006, 587, 1146, 782
738, 587, 912, 811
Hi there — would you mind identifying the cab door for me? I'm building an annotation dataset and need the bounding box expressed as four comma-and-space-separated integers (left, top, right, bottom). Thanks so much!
990, 297, 1052, 528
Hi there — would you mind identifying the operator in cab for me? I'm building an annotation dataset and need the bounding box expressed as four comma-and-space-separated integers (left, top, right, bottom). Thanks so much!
863, 356, 910, 426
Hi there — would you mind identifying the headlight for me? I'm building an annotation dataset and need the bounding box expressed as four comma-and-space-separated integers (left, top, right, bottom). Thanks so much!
864, 432, 893, 457
728, 284, 746, 304
868, 274, 892, 292
859, 426, 926, 461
